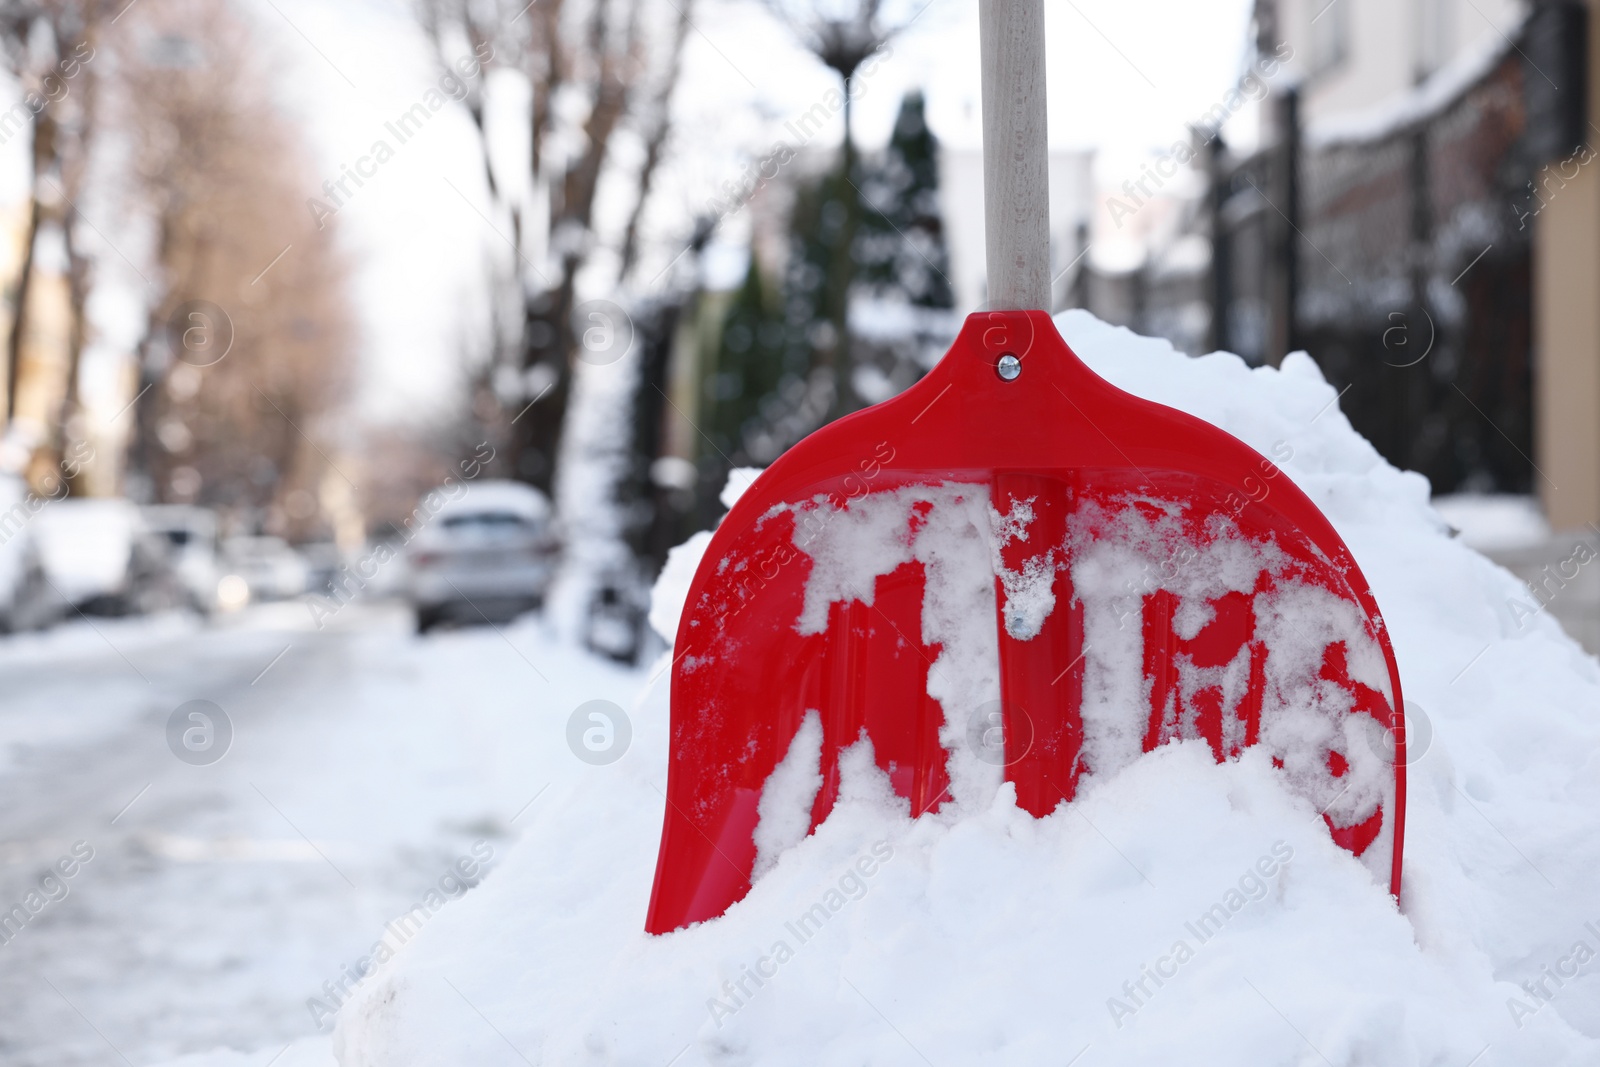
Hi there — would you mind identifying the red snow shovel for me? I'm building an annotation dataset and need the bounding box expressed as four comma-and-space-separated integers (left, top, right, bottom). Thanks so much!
645, 0, 1405, 935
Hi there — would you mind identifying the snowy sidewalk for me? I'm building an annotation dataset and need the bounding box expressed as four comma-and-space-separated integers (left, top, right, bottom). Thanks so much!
1434, 494, 1600, 655
1483, 536, 1600, 656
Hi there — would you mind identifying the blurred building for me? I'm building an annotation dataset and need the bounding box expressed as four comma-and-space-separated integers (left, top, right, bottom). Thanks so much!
1217, 0, 1595, 531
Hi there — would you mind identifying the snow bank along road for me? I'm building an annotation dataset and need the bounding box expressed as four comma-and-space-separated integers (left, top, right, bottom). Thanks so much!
0, 600, 642, 1066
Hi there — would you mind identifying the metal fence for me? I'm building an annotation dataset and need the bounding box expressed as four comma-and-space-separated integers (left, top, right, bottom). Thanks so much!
1209, 3, 1586, 496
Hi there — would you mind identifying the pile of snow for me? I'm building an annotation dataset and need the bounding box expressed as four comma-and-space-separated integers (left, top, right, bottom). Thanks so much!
332, 311, 1600, 1064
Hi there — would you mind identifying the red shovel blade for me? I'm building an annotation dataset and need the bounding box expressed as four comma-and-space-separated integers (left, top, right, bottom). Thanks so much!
646, 311, 1405, 935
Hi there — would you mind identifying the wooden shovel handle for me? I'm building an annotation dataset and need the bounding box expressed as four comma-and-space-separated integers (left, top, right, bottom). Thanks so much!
980, 0, 1050, 311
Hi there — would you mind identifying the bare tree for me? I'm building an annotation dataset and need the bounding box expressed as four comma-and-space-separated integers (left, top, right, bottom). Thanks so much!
115, 0, 355, 539
0, 0, 110, 487
415, 0, 691, 494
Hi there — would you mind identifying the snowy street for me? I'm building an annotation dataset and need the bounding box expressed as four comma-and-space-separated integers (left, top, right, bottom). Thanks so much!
5, 0, 1600, 1061
0, 601, 643, 1066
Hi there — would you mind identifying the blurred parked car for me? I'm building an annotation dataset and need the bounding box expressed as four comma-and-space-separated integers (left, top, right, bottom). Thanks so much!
298, 541, 344, 597
218, 536, 309, 608
142, 505, 220, 612
0, 475, 30, 630
9, 498, 175, 626
405, 480, 558, 634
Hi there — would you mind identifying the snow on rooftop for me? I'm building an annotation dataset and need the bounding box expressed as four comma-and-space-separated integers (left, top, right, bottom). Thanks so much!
1305, 8, 1528, 150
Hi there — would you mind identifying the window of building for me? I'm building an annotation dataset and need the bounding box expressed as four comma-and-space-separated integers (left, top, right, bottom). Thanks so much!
1416, 0, 1455, 78
1309, 0, 1352, 76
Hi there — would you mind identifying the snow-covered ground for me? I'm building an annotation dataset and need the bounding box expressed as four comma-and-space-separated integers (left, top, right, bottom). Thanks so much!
0, 600, 643, 1066
324, 311, 1600, 1065
1431, 495, 1600, 655
8, 311, 1599, 1066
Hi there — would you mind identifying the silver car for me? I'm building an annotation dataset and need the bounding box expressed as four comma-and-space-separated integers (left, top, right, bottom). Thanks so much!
405, 481, 558, 633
